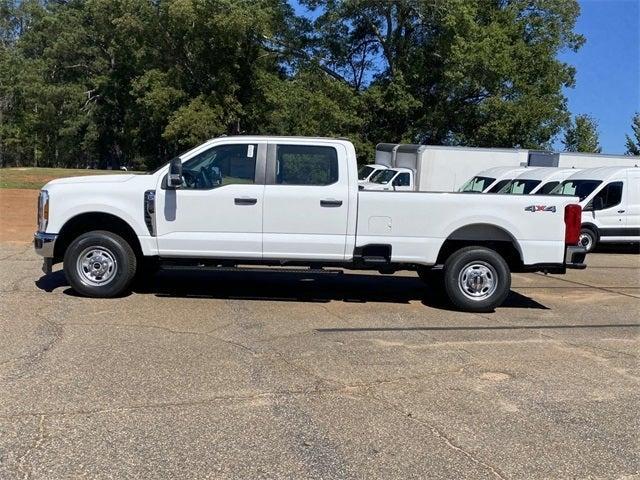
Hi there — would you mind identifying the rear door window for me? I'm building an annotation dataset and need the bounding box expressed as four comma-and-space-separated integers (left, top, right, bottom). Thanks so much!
275, 145, 339, 186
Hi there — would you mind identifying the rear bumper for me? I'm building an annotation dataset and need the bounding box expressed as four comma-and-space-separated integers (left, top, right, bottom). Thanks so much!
564, 245, 587, 269
522, 245, 587, 274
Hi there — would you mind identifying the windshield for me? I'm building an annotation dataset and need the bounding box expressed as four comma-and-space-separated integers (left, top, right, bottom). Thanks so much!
550, 180, 602, 201
487, 179, 511, 193
358, 165, 376, 180
372, 169, 398, 184
499, 179, 541, 194
460, 176, 495, 193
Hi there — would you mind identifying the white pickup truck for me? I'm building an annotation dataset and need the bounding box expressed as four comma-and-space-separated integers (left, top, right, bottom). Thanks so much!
34, 136, 586, 312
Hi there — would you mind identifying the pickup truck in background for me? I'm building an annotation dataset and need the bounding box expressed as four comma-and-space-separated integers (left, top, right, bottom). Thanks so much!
34, 136, 586, 312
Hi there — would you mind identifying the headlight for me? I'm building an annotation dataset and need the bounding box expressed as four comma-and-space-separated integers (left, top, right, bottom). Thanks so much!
37, 190, 49, 232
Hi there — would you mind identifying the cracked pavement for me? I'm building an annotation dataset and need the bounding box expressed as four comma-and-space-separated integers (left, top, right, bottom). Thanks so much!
0, 242, 638, 479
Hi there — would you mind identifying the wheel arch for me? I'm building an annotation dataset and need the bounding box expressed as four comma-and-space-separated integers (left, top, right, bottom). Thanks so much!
436, 223, 523, 270
54, 212, 143, 262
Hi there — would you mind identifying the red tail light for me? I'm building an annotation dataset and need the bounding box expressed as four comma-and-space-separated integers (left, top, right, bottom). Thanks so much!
564, 204, 581, 245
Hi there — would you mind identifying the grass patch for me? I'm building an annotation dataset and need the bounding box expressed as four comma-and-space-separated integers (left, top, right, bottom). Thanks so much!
0, 167, 140, 190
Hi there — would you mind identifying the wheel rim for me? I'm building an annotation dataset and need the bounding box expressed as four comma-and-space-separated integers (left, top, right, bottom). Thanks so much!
76, 246, 118, 286
579, 232, 593, 251
458, 261, 498, 301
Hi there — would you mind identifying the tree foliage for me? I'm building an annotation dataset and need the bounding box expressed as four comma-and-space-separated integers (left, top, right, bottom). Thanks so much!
625, 113, 640, 156
0, 0, 586, 169
562, 114, 601, 153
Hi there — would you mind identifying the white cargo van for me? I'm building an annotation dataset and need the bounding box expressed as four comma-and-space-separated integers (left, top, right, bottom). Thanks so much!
459, 167, 533, 193
551, 166, 640, 251
498, 167, 579, 195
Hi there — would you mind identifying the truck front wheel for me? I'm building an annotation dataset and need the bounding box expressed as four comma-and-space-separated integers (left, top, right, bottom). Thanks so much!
63, 231, 137, 298
443, 247, 511, 313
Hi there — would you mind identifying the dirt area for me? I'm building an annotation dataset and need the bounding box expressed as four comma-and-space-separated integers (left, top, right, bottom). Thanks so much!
0, 189, 39, 243
0, 167, 134, 190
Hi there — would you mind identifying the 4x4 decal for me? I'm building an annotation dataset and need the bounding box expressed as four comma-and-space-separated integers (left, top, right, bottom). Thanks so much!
524, 205, 556, 213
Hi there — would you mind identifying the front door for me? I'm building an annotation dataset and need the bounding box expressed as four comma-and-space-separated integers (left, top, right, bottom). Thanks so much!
155, 142, 266, 258
592, 181, 625, 234
262, 143, 349, 260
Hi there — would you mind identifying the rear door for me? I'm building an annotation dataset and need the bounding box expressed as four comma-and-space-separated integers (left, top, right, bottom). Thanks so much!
262, 142, 349, 260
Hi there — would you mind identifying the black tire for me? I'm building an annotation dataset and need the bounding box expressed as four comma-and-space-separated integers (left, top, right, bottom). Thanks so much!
63, 230, 137, 298
579, 227, 597, 253
443, 247, 511, 313
416, 265, 445, 290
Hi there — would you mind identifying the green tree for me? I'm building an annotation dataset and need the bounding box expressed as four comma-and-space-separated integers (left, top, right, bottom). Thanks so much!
625, 113, 640, 156
562, 114, 602, 153
301, 0, 584, 148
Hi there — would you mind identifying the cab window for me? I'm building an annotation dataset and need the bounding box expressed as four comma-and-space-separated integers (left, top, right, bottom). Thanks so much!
181, 144, 257, 190
592, 181, 623, 209
393, 172, 411, 187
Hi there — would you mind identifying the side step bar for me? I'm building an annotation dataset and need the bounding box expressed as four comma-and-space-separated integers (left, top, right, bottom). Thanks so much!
159, 264, 344, 275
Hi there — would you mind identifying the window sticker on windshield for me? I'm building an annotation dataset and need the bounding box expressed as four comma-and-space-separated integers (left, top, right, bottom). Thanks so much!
247, 145, 255, 158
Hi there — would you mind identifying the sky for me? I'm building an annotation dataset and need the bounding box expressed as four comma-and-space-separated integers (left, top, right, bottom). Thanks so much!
559, 0, 639, 154
290, 0, 639, 154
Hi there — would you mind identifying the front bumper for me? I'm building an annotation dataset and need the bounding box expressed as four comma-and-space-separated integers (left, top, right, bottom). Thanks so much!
564, 245, 587, 269
34, 232, 57, 258
34, 232, 57, 274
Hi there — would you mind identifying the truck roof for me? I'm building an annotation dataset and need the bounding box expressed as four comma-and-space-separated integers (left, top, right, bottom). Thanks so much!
511, 167, 578, 181
205, 135, 353, 144
475, 166, 530, 177
563, 166, 638, 181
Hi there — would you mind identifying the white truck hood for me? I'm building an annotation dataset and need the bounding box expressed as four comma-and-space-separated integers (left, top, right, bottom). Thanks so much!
45, 174, 138, 187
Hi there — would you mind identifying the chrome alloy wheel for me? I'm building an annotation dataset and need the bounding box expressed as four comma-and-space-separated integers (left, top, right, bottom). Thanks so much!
457, 261, 498, 301
579, 232, 594, 252
76, 247, 118, 286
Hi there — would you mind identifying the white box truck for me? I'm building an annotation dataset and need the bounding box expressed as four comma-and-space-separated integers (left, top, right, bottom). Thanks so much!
363, 144, 530, 192
529, 152, 639, 169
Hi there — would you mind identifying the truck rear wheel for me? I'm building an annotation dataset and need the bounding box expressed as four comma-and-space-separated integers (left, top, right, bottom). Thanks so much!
63, 231, 137, 298
443, 247, 510, 312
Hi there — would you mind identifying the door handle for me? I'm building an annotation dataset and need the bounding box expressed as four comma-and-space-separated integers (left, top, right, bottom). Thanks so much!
320, 199, 343, 207
617, 210, 625, 213
234, 197, 257, 206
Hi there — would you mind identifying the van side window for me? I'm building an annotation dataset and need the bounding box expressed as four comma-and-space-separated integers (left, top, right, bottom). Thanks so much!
536, 181, 559, 195
593, 181, 623, 209
393, 172, 410, 187
181, 144, 257, 190
275, 145, 339, 185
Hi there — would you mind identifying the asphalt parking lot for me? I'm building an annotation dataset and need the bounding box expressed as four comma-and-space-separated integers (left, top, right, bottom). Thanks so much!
0, 242, 638, 479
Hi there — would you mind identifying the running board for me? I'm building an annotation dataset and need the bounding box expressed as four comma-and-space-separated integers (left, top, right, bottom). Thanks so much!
159, 264, 343, 275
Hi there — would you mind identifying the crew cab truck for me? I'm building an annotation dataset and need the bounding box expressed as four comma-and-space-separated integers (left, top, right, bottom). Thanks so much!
34, 136, 586, 312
